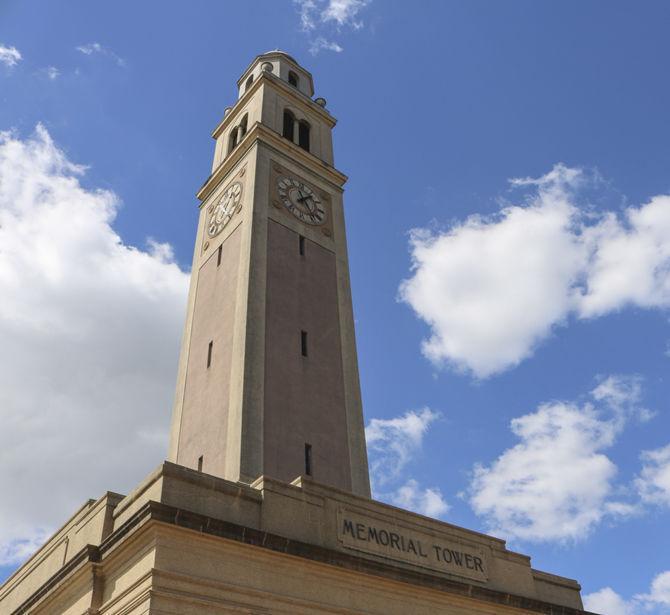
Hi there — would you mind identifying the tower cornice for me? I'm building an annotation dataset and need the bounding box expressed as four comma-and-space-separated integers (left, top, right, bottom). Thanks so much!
197, 122, 347, 204
211, 71, 336, 142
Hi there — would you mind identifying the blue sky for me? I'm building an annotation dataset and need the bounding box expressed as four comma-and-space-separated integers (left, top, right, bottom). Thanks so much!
1, 1, 670, 612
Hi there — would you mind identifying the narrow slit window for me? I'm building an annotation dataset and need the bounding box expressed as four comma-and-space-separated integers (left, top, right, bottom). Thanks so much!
288, 71, 299, 88
217, 245, 223, 267
245, 75, 254, 91
207, 340, 213, 368
197, 455, 203, 472
301, 330, 308, 357
299, 235, 305, 256
305, 443, 312, 476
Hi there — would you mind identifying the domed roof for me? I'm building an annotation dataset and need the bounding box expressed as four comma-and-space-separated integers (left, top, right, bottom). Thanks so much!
260, 49, 300, 65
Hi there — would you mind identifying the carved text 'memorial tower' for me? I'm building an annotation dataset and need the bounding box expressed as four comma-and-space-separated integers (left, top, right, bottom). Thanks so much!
168, 51, 371, 497
1, 52, 590, 615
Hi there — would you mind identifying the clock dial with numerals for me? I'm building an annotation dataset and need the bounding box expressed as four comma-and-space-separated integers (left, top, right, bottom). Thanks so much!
208, 182, 243, 237
276, 176, 326, 226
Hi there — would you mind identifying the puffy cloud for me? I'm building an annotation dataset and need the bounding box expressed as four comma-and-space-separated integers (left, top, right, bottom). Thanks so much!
579, 195, 670, 317
365, 409, 447, 519
390, 479, 450, 518
0, 125, 189, 565
636, 443, 670, 507
294, 0, 370, 54
585, 571, 670, 614
0, 44, 22, 68
583, 587, 633, 615
399, 164, 670, 378
468, 377, 641, 542
636, 571, 670, 609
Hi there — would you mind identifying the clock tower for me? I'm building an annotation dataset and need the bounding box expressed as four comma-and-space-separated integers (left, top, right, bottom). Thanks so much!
168, 51, 371, 497
2, 52, 589, 615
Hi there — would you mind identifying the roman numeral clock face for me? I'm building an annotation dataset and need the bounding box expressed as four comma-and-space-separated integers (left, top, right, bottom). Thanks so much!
208, 181, 243, 237
276, 176, 326, 225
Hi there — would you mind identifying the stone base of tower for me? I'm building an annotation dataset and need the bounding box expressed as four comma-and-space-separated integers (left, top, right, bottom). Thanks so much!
0, 462, 594, 614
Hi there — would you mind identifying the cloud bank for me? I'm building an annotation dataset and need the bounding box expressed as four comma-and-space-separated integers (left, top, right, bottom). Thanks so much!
400, 164, 670, 378
0, 125, 188, 565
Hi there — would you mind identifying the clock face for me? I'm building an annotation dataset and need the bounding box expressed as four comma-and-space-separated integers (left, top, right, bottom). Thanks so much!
208, 182, 243, 237
276, 176, 326, 226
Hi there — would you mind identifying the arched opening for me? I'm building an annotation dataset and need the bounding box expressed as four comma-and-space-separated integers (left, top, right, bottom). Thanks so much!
298, 120, 310, 152
288, 71, 299, 88
239, 114, 248, 138
282, 109, 295, 141
228, 127, 239, 153
245, 75, 254, 91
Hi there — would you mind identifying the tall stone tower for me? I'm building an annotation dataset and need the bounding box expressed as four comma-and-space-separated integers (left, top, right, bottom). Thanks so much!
1, 52, 590, 615
168, 51, 371, 497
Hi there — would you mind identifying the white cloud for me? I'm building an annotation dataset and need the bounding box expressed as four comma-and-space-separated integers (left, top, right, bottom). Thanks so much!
322, 0, 369, 28
636, 443, 670, 507
583, 587, 634, 615
0, 125, 189, 565
295, 0, 318, 30
365, 409, 447, 518
585, 571, 670, 614
309, 37, 344, 55
399, 164, 670, 378
0, 44, 22, 68
636, 571, 670, 609
0, 530, 51, 568
390, 479, 450, 518
76, 42, 103, 55
468, 377, 641, 543
366, 408, 439, 485
76, 42, 125, 67
294, 0, 370, 54
45, 66, 60, 80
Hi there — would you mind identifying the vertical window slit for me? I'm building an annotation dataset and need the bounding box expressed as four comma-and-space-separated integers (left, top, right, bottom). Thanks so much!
301, 330, 308, 357
197, 455, 203, 472
217, 245, 223, 267
298, 120, 310, 152
299, 235, 305, 256
207, 340, 213, 368
282, 109, 295, 141
305, 443, 312, 476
